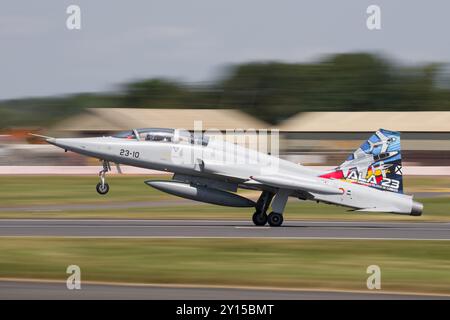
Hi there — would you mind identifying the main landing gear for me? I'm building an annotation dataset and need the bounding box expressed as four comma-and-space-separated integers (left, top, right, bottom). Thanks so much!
267, 212, 283, 227
96, 160, 110, 195
252, 189, 289, 227
252, 191, 273, 226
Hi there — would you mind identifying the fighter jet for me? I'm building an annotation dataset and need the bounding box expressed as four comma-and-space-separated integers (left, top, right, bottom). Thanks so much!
34, 128, 423, 226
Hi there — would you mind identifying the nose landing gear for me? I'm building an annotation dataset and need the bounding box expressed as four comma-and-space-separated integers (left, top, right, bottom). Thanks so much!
96, 160, 110, 195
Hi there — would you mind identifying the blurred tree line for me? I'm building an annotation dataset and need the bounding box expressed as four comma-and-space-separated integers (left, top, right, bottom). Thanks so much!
1, 52, 450, 128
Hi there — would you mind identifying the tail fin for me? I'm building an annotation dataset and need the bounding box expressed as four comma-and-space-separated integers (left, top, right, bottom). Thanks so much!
320, 129, 403, 193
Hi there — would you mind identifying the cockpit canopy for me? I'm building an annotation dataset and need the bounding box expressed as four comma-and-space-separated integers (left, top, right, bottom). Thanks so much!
112, 128, 209, 146
136, 128, 174, 142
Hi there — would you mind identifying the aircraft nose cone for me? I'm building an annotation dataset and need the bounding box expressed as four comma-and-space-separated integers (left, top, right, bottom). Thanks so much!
46, 138, 70, 149
411, 201, 423, 216
46, 138, 85, 152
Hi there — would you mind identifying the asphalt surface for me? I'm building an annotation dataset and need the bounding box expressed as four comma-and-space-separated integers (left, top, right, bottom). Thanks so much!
0, 219, 449, 240
0, 281, 447, 300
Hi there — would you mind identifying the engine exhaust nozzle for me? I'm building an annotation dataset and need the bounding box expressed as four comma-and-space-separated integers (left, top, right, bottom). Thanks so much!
410, 201, 423, 216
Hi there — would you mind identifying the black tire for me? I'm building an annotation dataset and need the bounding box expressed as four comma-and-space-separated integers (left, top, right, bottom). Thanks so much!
96, 182, 109, 195
267, 212, 283, 227
252, 211, 268, 226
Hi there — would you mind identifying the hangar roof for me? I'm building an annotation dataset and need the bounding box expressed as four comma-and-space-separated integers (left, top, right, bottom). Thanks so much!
53, 108, 269, 131
276, 112, 450, 132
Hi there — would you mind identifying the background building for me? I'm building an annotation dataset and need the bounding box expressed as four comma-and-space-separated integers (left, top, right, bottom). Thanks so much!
2, 109, 449, 167
50, 108, 269, 136
278, 111, 450, 166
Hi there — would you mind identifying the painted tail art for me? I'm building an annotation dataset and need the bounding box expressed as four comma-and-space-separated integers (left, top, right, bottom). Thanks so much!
320, 129, 403, 193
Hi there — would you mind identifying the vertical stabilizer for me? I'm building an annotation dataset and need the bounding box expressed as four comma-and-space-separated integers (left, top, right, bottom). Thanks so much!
320, 129, 403, 193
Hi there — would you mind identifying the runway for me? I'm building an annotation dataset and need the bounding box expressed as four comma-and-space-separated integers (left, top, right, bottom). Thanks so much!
0, 219, 449, 240
0, 280, 447, 300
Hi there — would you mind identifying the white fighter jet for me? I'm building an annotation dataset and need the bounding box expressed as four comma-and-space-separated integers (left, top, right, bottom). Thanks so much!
34, 128, 423, 226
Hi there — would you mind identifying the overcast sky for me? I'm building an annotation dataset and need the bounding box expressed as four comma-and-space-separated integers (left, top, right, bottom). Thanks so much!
1, 0, 449, 100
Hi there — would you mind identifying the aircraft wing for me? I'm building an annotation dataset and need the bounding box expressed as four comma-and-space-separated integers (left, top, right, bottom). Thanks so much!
198, 160, 257, 181
250, 174, 342, 195
199, 160, 342, 195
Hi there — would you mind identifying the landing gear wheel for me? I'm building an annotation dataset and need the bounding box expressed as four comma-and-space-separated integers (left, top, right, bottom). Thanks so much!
96, 182, 109, 195
267, 212, 283, 227
252, 211, 268, 226
96, 160, 110, 195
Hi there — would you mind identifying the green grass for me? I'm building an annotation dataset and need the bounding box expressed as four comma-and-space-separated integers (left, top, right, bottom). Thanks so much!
404, 176, 450, 192
0, 175, 449, 221
0, 238, 449, 295
0, 175, 173, 206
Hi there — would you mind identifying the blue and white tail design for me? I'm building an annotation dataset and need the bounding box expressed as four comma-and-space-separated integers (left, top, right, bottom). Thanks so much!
321, 129, 403, 193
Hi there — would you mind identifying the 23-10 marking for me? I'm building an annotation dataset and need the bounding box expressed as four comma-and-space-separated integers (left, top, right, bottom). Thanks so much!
119, 149, 140, 158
